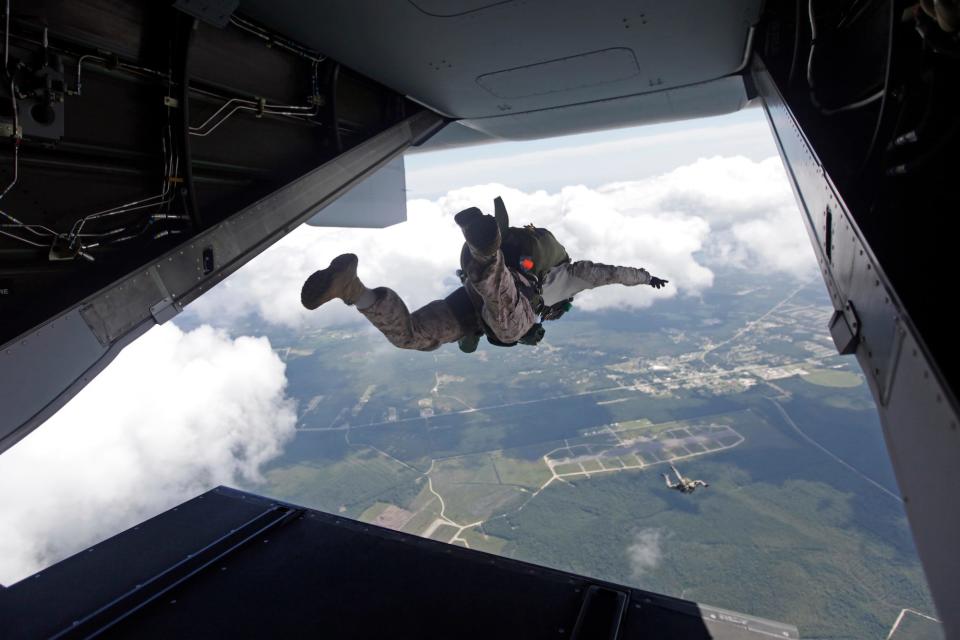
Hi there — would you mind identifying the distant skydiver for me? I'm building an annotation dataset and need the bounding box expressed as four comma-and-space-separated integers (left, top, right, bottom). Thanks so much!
662, 464, 709, 494
300, 197, 669, 353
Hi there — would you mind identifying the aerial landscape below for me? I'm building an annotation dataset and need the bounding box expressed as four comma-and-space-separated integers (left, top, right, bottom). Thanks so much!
220, 265, 942, 639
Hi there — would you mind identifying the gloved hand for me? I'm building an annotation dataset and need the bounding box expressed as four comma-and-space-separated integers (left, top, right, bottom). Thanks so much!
649, 277, 669, 289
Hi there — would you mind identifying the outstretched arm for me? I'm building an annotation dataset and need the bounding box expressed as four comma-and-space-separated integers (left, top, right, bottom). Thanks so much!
540, 260, 668, 305
568, 261, 652, 287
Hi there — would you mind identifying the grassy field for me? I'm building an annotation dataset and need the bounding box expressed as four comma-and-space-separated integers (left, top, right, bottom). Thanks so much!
442, 484, 526, 524
491, 449, 553, 488
462, 528, 510, 555
429, 524, 458, 543
358, 501, 393, 522
553, 463, 581, 475
401, 487, 442, 534
801, 368, 864, 388
581, 459, 604, 473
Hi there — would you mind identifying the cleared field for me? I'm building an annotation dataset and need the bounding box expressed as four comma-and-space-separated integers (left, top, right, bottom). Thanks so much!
461, 528, 510, 555
637, 452, 658, 464
801, 368, 863, 388
432, 454, 500, 485
402, 496, 442, 535
360, 502, 414, 531
545, 422, 743, 479
615, 418, 654, 429
429, 524, 459, 543
581, 459, 604, 473
358, 502, 392, 522
491, 450, 553, 488
442, 484, 527, 523
554, 463, 582, 475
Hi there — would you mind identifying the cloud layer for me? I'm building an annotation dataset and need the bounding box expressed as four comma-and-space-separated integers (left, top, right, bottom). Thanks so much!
0, 324, 296, 585
628, 528, 665, 580
406, 112, 779, 198
186, 154, 811, 330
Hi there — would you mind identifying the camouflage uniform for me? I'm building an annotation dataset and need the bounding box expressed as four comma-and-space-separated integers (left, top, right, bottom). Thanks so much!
357, 252, 654, 351
358, 248, 534, 352
305, 197, 663, 353
539, 260, 651, 306
358, 288, 464, 351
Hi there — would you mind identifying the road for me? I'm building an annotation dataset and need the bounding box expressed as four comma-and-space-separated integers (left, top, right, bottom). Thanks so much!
698, 282, 809, 364
765, 395, 902, 503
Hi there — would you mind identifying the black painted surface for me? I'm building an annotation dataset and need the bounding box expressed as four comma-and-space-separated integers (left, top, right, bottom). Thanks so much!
0, 487, 795, 639
0, 0, 414, 343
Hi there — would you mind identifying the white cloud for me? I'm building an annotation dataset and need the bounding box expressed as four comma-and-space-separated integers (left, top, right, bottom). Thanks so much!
602, 156, 794, 226
185, 154, 812, 332
628, 528, 665, 580
186, 199, 466, 330
601, 155, 814, 279
0, 323, 296, 586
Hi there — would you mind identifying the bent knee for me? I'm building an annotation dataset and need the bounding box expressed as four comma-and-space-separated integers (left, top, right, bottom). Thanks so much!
385, 334, 441, 352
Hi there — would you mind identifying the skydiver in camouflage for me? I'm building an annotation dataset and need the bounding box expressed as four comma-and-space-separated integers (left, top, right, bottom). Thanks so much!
662, 464, 709, 494
300, 197, 669, 353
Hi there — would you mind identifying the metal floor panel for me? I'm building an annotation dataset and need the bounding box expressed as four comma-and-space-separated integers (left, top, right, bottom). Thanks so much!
0, 487, 799, 639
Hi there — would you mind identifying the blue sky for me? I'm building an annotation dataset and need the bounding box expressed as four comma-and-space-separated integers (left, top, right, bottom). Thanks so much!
406, 107, 778, 197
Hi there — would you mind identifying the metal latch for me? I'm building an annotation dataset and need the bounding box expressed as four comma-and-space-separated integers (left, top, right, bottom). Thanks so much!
150, 297, 182, 324
828, 301, 860, 355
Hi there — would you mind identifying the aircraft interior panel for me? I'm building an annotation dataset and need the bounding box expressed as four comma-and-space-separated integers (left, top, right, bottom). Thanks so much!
752, 1, 960, 634
0, 0, 445, 452
240, 0, 762, 122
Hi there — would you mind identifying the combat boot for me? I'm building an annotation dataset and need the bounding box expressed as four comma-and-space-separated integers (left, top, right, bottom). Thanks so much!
455, 207, 500, 260
301, 253, 366, 309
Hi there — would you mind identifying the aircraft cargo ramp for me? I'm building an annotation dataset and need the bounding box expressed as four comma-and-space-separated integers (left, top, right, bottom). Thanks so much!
0, 486, 799, 640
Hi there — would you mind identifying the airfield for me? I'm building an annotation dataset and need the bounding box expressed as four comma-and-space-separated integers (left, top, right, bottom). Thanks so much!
351, 416, 745, 551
